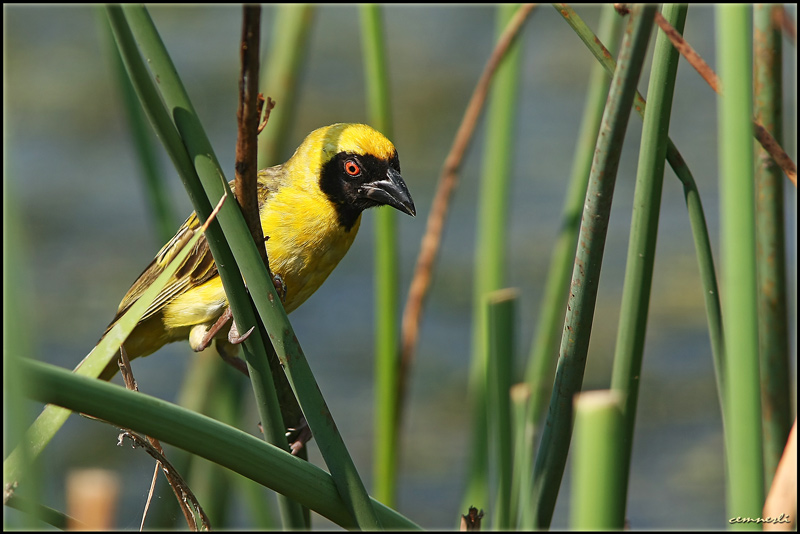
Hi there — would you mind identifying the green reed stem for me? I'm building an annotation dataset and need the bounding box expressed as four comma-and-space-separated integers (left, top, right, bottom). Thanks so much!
360, 3, 403, 508
610, 2, 687, 515
463, 3, 524, 516
753, 4, 792, 489
529, 6, 656, 528
716, 5, 765, 527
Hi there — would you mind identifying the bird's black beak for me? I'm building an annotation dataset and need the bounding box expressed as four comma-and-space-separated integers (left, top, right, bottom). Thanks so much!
361, 167, 416, 217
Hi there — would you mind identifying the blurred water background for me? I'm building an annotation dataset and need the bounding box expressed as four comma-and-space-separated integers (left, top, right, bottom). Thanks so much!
4, 4, 796, 530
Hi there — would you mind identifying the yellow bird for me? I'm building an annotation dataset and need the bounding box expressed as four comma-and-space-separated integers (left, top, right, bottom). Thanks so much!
96, 123, 415, 380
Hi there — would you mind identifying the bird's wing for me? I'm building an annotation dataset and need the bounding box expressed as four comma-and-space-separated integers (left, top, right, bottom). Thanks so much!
105, 168, 284, 333
106, 212, 217, 330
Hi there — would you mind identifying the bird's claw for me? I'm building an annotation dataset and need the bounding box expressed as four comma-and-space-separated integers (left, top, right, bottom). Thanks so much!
228, 320, 255, 345
285, 417, 312, 455
272, 273, 287, 303
190, 307, 234, 352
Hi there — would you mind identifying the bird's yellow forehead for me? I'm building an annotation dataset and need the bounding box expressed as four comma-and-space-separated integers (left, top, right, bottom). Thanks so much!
307, 123, 397, 162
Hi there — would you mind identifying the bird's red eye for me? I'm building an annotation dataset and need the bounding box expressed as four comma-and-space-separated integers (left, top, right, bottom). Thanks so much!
344, 159, 361, 176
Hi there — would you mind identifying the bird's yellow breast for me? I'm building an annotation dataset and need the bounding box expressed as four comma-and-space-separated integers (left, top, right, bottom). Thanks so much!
161, 184, 360, 332
262, 179, 361, 313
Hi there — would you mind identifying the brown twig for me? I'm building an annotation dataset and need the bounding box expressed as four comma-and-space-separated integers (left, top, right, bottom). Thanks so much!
753, 123, 796, 186
115, 346, 207, 531
258, 95, 276, 135
654, 11, 796, 186
119, 431, 211, 531
142, 462, 162, 531
235, 5, 268, 262
203, 186, 228, 234
397, 3, 536, 429
653, 11, 719, 91
772, 5, 796, 44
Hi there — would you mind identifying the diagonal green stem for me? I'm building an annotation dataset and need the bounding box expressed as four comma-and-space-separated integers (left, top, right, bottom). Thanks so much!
21, 359, 421, 530
610, 2, 687, 515
110, 6, 306, 528
524, 0, 623, 440
553, 1, 726, 423
530, 5, 657, 528
121, 6, 379, 528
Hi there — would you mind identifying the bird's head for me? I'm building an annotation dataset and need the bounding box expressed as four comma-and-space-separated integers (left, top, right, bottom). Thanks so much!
289, 123, 416, 229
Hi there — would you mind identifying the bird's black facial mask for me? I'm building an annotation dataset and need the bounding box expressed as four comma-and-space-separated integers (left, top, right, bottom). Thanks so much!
320, 151, 416, 231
